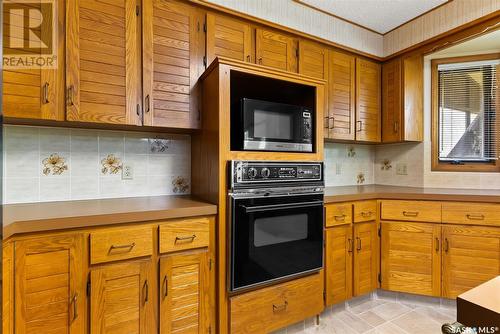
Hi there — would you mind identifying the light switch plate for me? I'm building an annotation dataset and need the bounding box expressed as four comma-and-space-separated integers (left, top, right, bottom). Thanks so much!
122, 164, 134, 180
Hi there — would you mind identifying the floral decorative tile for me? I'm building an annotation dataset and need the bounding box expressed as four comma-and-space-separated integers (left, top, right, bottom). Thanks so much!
347, 146, 356, 157
101, 154, 123, 175
381, 159, 392, 170
172, 176, 189, 193
357, 172, 365, 184
42, 153, 68, 175
150, 138, 169, 153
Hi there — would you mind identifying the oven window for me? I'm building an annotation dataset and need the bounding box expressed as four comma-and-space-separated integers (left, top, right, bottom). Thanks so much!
254, 109, 292, 139
254, 214, 307, 247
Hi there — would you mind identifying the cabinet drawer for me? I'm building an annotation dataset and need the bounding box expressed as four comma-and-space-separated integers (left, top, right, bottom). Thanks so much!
90, 226, 153, 264
159, 217, 210, 254
381, 200, 441, 223
326, 203, 352, 227
230, 273, 323, 334
354, 201, 377, 222
442, 202, 500, 227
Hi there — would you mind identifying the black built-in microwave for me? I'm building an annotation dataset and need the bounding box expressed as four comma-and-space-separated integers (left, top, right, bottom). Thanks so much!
232, 98, 313, 152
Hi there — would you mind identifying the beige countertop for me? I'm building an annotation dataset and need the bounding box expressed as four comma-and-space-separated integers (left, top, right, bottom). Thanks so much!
2, 195, 217, 239
325, 184, 500, 203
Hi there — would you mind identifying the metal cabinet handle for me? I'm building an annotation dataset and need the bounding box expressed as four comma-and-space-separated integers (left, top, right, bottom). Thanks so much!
402, 211, 419, 217
444, 238, 449, 253
42, 82, 49, 104
272, 301, 288, 313
435, 237, 440, 252
71, 293, 78, 322
356, 120, 362, 132
324, 116, 330, 129
329, 117, 335, 129
246, 55, 251, 62
162, 275, 168, 299
175, 235, 196, 243
258, 57, 263, 64
466, 214, 485, 220
109, 242, 135, 252
360, 211, 373, 217
393, 121, 399, 133
356, 237, 361, 251
67, 85, 74, 106
145, 94, 150, 113
143, 280, 149, 303
347, 238, 353, 253
334, 214, 346, 221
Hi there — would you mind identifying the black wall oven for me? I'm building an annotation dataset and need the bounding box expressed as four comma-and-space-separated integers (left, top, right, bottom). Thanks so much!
228, 161, 324, 292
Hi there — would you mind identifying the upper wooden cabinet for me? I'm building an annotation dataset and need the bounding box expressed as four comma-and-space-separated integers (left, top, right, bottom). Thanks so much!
356, 58, 381, 142
298, 40, 328, 79
326, 51, 356, 140
13, 234, 85, 333
255, 28, 298, 72
66, 0, 141, 125
206, 13, 253, 64
142, 0, 205, 129
382, 54, 423, 142
2, 1, 65, 120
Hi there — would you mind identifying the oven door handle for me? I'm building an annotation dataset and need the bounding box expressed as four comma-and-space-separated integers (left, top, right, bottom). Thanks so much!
240, 201, 323, 213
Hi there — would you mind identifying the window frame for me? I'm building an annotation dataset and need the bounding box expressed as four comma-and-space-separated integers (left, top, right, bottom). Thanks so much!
431, 53, 500, 172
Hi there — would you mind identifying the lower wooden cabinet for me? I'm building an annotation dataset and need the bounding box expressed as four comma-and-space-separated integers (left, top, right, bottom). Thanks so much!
381, 221, 442, 297
159, 251, 211, 334
90, 260, 154, 334
441, 225, 500, 298
13, 234, 85, 334
353, 222, 378, 296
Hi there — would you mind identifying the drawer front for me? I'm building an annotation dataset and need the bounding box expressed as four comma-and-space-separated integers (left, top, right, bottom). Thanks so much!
230, 273, 324, 334
90, 226, 153, 264
442, 202, 500, 227
159, 217, 210, 253
354, 200, 377, 222
381, 200, 441, 223
325, 203, 353, 227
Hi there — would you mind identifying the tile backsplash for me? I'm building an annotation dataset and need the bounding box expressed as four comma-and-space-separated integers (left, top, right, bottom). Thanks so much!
324, 143, 375, 186
3, 125, 191, 204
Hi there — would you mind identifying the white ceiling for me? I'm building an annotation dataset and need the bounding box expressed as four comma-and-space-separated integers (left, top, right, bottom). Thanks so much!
298, 0, 449, 34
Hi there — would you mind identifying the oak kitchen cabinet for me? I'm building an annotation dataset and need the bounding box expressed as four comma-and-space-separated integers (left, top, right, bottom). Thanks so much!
206, 13, 254, 64
325, 201, 378, 306
298, 40, 328, 79
382, 54, 423, 143
255, 28, 298, 72
356, 58, 382, 142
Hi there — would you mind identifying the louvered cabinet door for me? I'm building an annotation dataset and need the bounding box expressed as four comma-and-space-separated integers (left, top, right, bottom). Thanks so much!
255, 28, 298, 72
353, 222, 378, 296
382, 57, 402, 143
142, 0, 205, 129
206, 13, 253, 64
14, 235, 85, 334
381, 221, 441, 297
356, 58, 381, 142
298, 40, 328, 79
2, 0, 64, 120
327, 51, 356, 140
90, 260, 154, 334
160, 251, 210, 334
66, 0, 141, 125
325, 224, 353, 306
442, 225, 500, 299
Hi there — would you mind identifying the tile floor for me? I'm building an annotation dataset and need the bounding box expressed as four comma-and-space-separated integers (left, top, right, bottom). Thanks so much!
272, 290, 457, 334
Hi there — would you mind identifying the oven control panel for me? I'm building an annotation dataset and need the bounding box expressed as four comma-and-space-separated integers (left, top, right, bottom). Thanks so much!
232, 161, 323, 185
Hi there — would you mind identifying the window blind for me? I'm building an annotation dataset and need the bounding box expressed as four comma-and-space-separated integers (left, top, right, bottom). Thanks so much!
438, 59, 499, 162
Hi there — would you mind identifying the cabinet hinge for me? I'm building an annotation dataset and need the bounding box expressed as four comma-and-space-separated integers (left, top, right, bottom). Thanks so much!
323, 291, 326, 302
296, 47, 299, 59
378, 227, 381, 237
209, 258, 212, 271
203, 55, 207, 67
378, 273, 382, 284
203, 21, 207, 33
208, 326, 211, 334
86, 279, 91, 297
136, 5, 140, 16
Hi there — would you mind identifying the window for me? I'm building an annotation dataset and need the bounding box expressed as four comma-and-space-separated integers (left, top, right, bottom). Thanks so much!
432, 54, 500, 172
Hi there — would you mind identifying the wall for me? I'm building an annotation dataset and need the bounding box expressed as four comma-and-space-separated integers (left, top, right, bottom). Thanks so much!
324, 143, 375, 186
2, 125, 191, 204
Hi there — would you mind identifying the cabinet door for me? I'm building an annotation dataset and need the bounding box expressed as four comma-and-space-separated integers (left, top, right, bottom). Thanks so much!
327, 51, 356, 140
382, 57, 402, 143
353, 222, 378, 296
381, 221, 441, 296
206, 13, 253, 64
14, 234, 85, 334
442, 225, 500, 298
298, 40, 328, 79
160, 251, 210, 334
66, 0, 140, 125
142, 0, 205, 129
2, 0, 64, 120
90, 260, 153, 334
356, 58, 381, 142
3, 242, 13, 334
255, 28, 297, 72
402, 54, 423, 142
325, 224, 353, 305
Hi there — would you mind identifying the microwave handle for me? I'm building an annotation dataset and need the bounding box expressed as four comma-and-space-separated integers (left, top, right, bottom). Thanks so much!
240, 201, 323, 213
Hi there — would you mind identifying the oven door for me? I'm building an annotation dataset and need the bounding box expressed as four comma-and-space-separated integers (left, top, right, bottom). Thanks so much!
230, 193, 323, 292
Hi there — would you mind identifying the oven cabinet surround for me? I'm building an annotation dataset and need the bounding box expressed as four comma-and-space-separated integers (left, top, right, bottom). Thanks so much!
325, 201, 379, 306
1, 215, 216, 334
381, 54, 423, 143
380, 200, 500, 299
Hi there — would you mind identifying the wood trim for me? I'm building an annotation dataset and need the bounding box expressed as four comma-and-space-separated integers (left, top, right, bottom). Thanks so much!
431, 53, 500, 172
